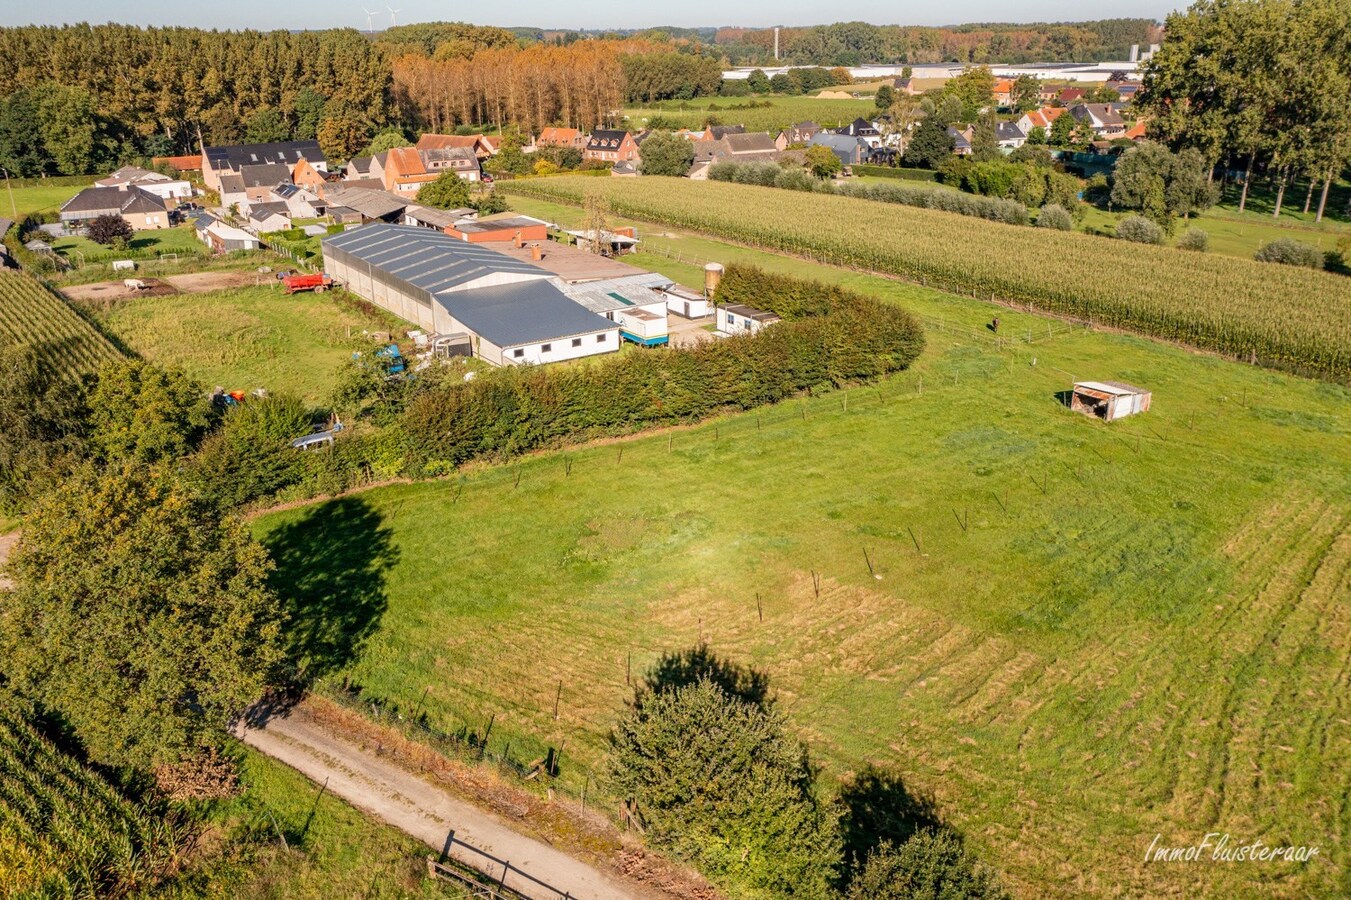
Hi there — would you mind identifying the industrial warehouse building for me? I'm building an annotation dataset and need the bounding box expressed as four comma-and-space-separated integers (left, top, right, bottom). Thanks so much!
322, 224, 621, 366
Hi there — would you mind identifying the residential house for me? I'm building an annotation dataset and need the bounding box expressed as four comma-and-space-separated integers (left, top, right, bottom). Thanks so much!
689, 131, 782, 178
536, 127, 585, 149
1055, 88, 1085, 107
194, 213, 260, 254
420, 147, 481, 182
704, 125, 746, 141
246, 202, 291, 233
583, 130, 640, 164
1017, 106, 1068, 135
996, 122, 1027, 149
611, 160, 639, 177
218, 173, 247, 210
271, 183, 326, 218
892, 77, 920, 95
292, 158, 334, 190
774, 121, 820, 150
1123, 119, 1149, 141
993, 79, 1014, 109
416, 133, 496, 160
1109, 82, 1142, 102
239, 164, 293, 203
201, 140, 325, 192
808, 132, 870, 167
95, 166, 193, 202
1069, 103, 1126, 138
834, 118, 881, 142
345, 156, 379, 182
380, 147, 439, 196
947, 126, 973, 155
59, 186, 171, 230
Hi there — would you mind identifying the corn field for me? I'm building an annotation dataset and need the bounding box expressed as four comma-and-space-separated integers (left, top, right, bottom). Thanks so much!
0, 271, 123, 377
0, 701, 186, 897
502, 177, 1351, 382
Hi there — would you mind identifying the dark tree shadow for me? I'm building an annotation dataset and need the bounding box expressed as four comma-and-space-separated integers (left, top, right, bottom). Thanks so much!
641, 643, 772, 709
837, 765, 944, 877
262, 496, 398, 686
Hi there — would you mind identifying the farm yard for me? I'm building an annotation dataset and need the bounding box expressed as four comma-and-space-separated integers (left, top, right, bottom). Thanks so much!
501, 177, 1351, 381
254, 193, 1351, 897
71, 283, 404, 404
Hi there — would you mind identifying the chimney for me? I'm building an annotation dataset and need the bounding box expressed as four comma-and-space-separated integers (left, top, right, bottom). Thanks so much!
531, 244, 543, 261
514, 231, 524, 248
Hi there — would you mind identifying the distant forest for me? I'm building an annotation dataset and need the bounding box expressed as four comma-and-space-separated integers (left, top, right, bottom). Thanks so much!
0, 19, 1159, 176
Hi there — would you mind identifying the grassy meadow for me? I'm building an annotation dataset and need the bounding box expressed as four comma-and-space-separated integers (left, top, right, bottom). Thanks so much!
52, 225, 205, 262
622, 94, 876, 132
80, 285, 401, 404
0, 180, 91, 221
254, 194, 1351, 897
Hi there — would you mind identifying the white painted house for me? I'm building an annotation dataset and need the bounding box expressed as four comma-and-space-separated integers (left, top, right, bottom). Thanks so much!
717, 303, 781, 336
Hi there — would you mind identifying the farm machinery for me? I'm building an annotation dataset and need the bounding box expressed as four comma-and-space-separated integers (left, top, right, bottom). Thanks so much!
280, 272, 334, 294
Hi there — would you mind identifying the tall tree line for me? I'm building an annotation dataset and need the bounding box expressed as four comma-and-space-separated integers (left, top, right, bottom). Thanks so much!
0, 25, 391, 173
392, 40, 656, 135
1138, 0, 1351, 220
714, 19, 1162, 66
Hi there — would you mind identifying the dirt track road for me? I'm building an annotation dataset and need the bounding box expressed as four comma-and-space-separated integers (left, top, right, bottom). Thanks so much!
234, 708, 642, 900
0, 531, 17, 590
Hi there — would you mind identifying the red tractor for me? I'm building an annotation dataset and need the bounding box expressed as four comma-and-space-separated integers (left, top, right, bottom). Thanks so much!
281, 273, 334, 294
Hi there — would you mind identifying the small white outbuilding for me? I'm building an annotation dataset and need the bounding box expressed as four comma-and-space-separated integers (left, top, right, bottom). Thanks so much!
1070, 381, 1152, 421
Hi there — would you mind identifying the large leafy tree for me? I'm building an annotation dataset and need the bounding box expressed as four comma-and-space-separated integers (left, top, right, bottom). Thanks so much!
1011, 74, 1041, 113
610, 678, 841, 897
1111, 140, 1218, 225
0, 464, 285, 769
637, 131, 695, 177
944, 66, 996, 121
805, 144, 844, 178
87, 214, 134, 247
904, 117, 955, 169
417, 171, 473, 209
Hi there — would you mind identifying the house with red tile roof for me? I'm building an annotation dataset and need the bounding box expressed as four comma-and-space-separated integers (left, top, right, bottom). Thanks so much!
992, 79, 1014, 108
416, 133, 495, 159
1017, 106, 1068, 134
536, 127, 584, 149
381, 147, 441, 195
1055, 88, 1085, 106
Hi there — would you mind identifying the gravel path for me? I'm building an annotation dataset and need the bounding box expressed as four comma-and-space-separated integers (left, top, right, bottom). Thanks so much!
234, 706, 642, 900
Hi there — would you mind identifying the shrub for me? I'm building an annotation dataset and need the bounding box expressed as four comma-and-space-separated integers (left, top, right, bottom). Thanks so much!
1177, 228, 1209, 252
1036, 204, 1073, 231
86, 214, 134, 247
846, 830, 1008, 900
1115, 215, 1163, 245
1254, 238, 1324, 269
184, 394, 313, 510
610, 678, 841, 896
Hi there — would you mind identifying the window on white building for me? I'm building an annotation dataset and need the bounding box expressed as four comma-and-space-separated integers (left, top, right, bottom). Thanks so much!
541, 343, 552, 352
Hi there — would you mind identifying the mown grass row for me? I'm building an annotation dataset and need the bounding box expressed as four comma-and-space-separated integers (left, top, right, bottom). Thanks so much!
0, 699, 185, 897
0, 270, 124, 377
501, 177, 1351, 381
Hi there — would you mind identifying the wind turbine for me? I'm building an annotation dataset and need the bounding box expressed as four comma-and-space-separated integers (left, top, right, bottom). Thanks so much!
362, 8, 378, 31
387, 5, 401, 26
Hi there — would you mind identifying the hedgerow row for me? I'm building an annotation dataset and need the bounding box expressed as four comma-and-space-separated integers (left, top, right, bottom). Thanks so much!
501, 177, 1351, 381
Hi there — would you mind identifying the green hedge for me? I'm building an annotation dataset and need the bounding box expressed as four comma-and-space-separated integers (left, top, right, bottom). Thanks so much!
401, 265, 924, 470
853, 165, 938, 182
3, 227, 57, 274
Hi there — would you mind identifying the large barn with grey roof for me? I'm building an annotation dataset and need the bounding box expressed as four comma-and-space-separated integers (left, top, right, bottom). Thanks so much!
322, 224, 620, 366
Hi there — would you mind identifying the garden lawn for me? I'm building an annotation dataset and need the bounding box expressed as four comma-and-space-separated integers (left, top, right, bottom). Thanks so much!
53, 226, 205, 262
255, 194, 1351, 898
85, 285, 401, 403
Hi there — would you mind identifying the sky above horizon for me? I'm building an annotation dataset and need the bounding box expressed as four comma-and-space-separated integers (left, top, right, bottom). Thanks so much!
0, 2, 1184, 33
